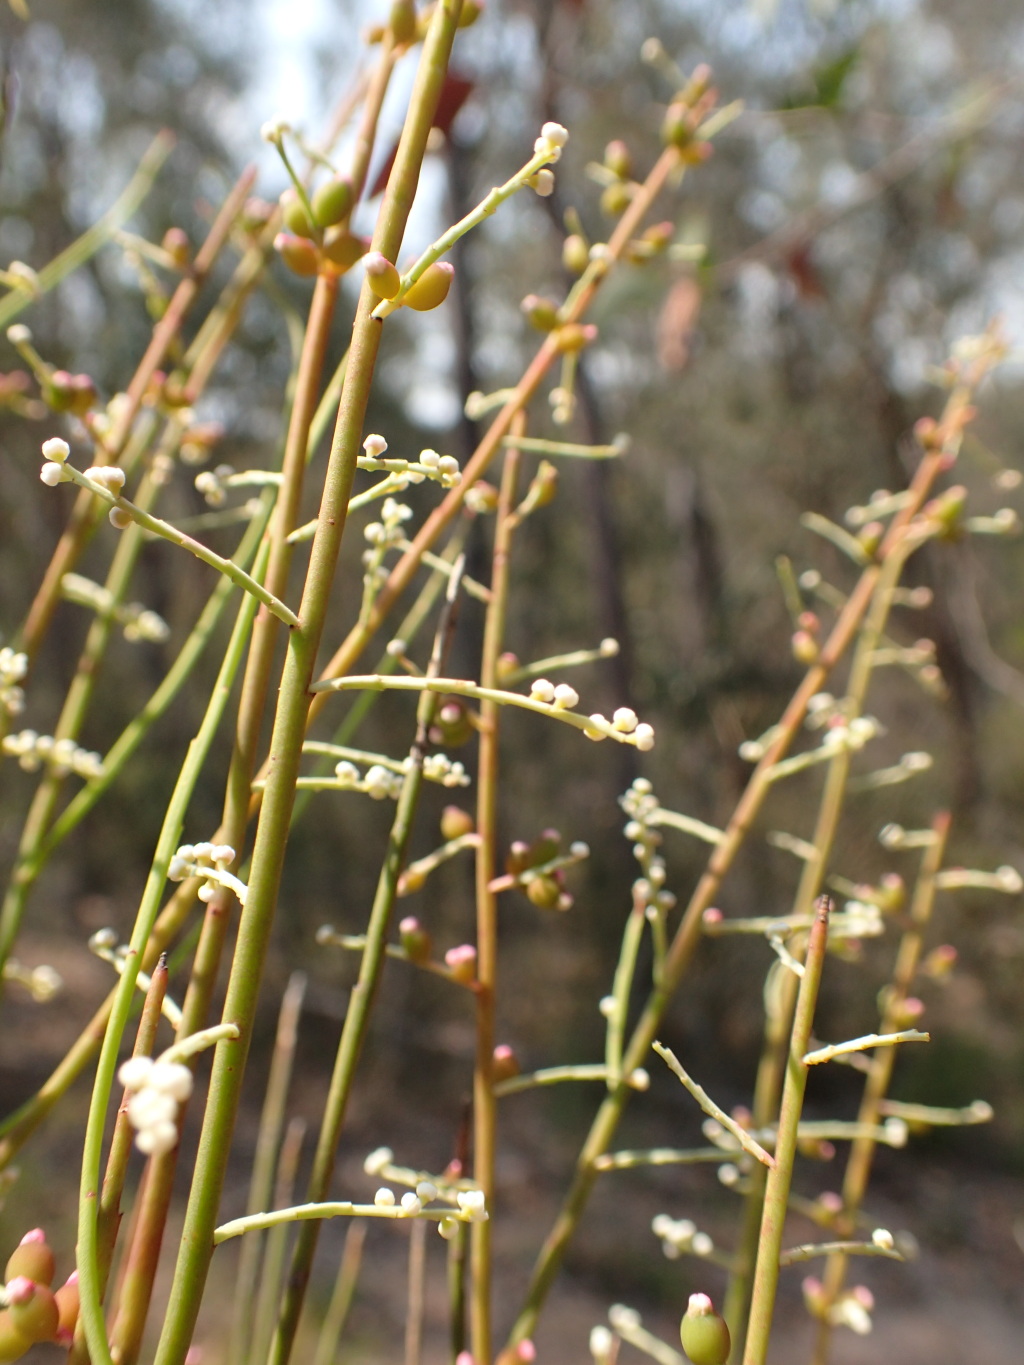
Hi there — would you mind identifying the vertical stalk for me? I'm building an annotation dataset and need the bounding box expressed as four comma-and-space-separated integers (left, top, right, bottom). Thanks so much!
724, 532, 918, 1356
809, 813, 949, 1365
742, 899, 830, 1365
471, 426, 522, 1364
405, 1218, 428, 1365
152, 13, 465, 1365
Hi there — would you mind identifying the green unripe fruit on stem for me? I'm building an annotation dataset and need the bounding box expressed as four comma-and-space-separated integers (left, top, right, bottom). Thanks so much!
389, 0, 417, 44
322, 229, 369, 272
521, 294, 560, 332
364, 252, 401, 300
279, 188, 315, 239
403, 261, 454, 311
274, 233, 320, 278
525, 874, 561, 910
680, 1293, 730, 1365
440, 805, 475, 841
399, 916, 432, 964
5, 1230, 55, 1287
604, 139, 632, 179
311, 175, 354, 228
0, 1312, 31, 1364
562, 233, 590, 275
6, 1280, 60, 1344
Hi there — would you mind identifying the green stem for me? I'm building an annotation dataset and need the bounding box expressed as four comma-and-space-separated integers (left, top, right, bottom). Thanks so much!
311, 1221, 365, 1365
471, 437, 521, 1364
742, 899, 830, 1365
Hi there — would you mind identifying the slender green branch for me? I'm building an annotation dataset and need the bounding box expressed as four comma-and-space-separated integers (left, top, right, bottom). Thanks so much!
742, 899, 830, 1365
779, 1240, 904, 1267
803, 1030, 929, 1066
654, 1043, 775, 1169
54, 463, 300, 627
215, 1202, 472, 1245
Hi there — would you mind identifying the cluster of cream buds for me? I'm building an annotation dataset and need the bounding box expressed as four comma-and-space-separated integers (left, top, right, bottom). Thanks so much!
529, 678, 579, 710
422, 754, 471, 787
364, 498, 413, 549
360, 435, 460, 487
194, 464, 236, 507
803, 1278, 875, 1335
651, 1214, 714, 1260
117, 1054, 193, 1156
837, 900, 884, 939
334, 761, 404, 800
584, 707, 655, 751
122, 605, 170, 644
0, 646, 27, 717
437, 1190, 489, 1239
167, 842, 238, 902
3, 959, 63, 1002
2, 730, 102, 778
819, 715, 878, 755
38, 437, 72, 485
531, 121, 569, 197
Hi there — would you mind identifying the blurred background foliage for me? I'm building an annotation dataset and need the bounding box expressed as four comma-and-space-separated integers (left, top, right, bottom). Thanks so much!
1, 0, 1024, 1360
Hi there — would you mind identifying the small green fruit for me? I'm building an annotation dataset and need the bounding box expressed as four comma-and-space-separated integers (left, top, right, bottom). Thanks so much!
399, 916, 432, 964
440, 806, 475, 841
364, 252, 401, 300
5, 1230, 55, 1287
279, 188, 315, 239
274, 233, 320, 278
389, 0, 417, 44
403, 261, 454, 312
322, 229, 369, 271
0, 1311, 31, 1364
311, 176, 354, 228
6, 1281, 60, 1345
680, 1293, 730, 1365
562, 233, 590, 275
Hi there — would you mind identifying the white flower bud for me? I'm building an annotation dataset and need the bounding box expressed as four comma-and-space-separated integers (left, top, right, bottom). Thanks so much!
135, 1120, 179, 1155
400, 1192, 422, 1213
127, 1090, 178, 1129
40, 462, 66, 486
438, 1216, 460, 1240
109, 508, 132, 530
7, 323, 32, 345
612, 707, 638, 733
540, 121, 569, 148
118, 1056, 155, 1090
42, 437, 70, 462
374, 1187, 396, 1207
148, 1061, 194, 1102
362, 433, 388, 458
416, 1181, 437, 1202
364, 1147, 393, 1175
530, 678, 556, 703
633, 722, 655, 751
552, 683, 579, 710
532, 169, 555, 196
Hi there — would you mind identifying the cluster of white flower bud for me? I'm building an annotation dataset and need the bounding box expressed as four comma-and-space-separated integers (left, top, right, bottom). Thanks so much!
529, 678, 579, 710
3, 958, 63, 1002
358, 435, 461, 488
535, 121, 569, 162
167, 842, 240, 903
363, 497, 414, 549
61, 573, 169, 644
117, 1055, 193, 1156
39, 437, 72, 486
819, 715, 878, 755
651, 1213, 714, 1260
334, 760, 404, 800
84, 464, 126, 495
2, 730, 103, 779
0, 646, 28, 717
195, 464, 236, 507
422, 754, 470, 787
